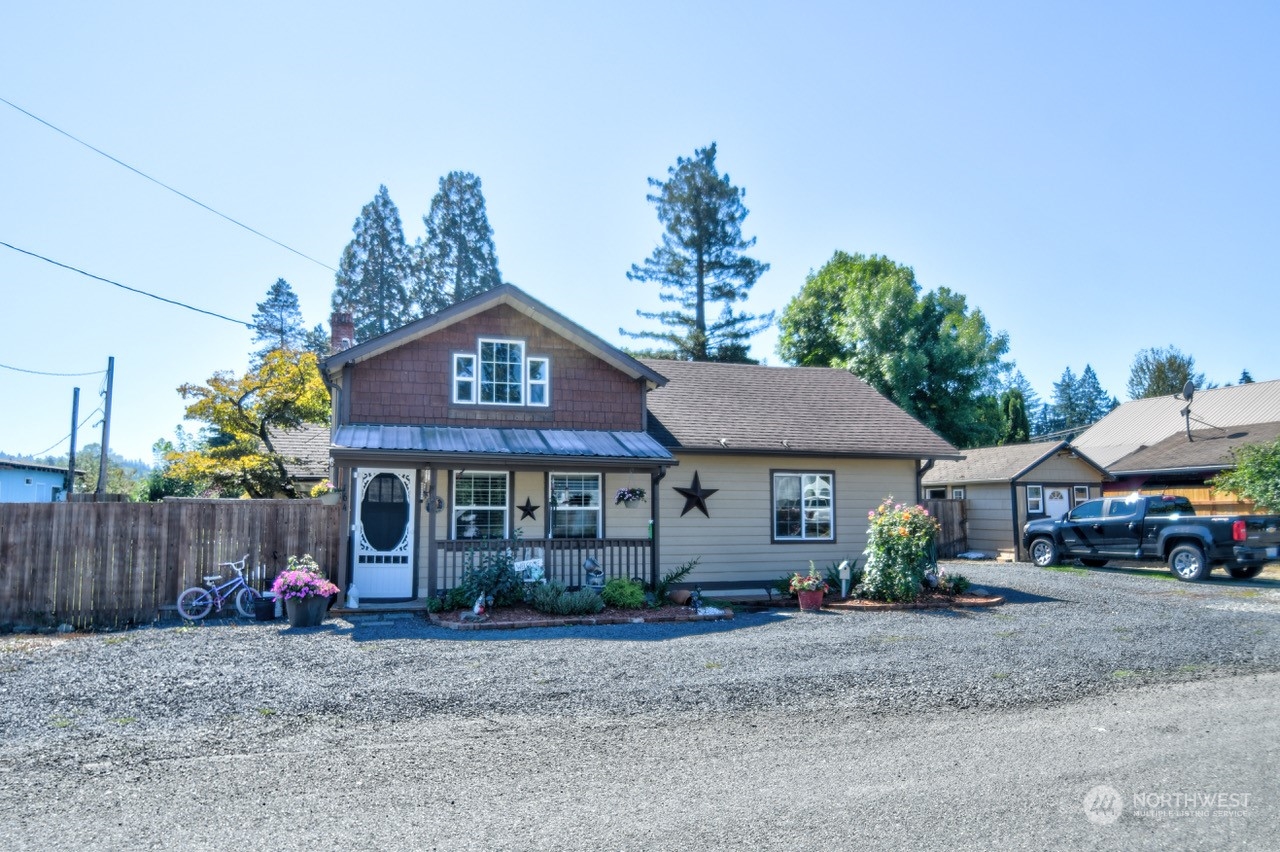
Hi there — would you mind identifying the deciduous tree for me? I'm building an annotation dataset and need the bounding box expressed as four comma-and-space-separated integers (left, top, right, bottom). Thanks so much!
1210, 438, 1280, 512
167, 351, 330, 498
623, 143, 771, 361
1127, 345, 1208, 399
331, 185, 413, 341
412, 171, 503, 314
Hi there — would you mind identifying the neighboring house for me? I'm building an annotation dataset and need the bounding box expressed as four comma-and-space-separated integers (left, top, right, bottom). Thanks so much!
266, 423, 332, 496
0, 458, 81, 502
1072, 379, 1280, 469
921, 442, 1109, 562
1106, 420, 1280, 514
319, 284, 959, 602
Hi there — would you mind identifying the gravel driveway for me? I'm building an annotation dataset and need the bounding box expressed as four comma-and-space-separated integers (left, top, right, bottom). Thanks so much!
2, 561, 1277, 850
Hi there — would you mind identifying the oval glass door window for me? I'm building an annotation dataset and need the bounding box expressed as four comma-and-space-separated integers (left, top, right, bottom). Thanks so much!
361, 472, 409, 551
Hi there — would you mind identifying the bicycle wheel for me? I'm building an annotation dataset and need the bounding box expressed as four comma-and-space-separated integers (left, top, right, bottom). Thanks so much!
234, 586, 261, 619
177, 587, 213, 620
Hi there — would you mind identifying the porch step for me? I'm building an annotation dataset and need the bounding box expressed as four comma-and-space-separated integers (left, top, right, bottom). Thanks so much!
330, 599, 430, 617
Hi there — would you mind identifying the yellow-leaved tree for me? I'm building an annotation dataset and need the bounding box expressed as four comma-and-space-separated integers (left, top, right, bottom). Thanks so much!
166, 350, 330, 498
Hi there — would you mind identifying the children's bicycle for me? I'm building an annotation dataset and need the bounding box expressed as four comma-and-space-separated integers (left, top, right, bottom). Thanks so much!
176, 555, 264, 620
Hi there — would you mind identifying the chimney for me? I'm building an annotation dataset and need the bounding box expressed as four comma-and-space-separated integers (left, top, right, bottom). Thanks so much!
330, 311, 355, 353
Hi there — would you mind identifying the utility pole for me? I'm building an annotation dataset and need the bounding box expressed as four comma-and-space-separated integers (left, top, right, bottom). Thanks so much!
96, 356, 114, 496
65, 387, 79, 499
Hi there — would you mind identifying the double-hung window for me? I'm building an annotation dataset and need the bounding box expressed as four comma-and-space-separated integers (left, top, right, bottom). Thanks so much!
549, 473, 600, 539
1027, 485, 1043, 513
453, 339, 549, 407
453, 472, 508, 539
773, 471, 834, 542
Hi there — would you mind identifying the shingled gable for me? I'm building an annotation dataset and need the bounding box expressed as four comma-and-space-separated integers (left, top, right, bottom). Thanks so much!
640, 359, 960, 459
321, 283, 666, 389
1108, 420, 1280, 476
923, 441, 1111, 486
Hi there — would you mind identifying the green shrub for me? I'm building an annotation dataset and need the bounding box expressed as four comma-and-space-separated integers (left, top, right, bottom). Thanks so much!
530, 581, 604, 616
654, 557, 699, 604
458, 546, 525, 607
858, 498, 940, 602
824, 558, 861, 590
601, 578, 646, 609
939, 570, 971, 596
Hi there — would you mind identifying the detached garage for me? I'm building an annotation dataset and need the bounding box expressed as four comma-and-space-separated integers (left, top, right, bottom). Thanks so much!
922, 442, 1110, 561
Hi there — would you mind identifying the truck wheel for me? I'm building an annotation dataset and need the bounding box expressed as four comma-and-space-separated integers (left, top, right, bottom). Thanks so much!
1030, 537, 1059, 568
1168, 543, 1209, 581
1226, 564, 1265, 580
1080, 558, 1109, 568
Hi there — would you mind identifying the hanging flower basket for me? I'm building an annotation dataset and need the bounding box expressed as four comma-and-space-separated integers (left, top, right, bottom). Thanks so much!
614, 487, 647, 507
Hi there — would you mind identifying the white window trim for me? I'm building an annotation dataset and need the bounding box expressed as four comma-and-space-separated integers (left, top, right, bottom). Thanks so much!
772, 471, 835, 543
549, 472, 601, 539
478, 338, 525, 406
951, 487, 966, 500
453, 353, 475, 404
1073, 485, 1091, 505
527, 356, 550, 407
1027, 485, 1043, 514
452, 470, 509, 540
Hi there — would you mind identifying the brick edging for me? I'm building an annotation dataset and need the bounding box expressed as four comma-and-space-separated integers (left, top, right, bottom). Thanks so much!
823, 595, 1006, 612
429, 609, 735, 631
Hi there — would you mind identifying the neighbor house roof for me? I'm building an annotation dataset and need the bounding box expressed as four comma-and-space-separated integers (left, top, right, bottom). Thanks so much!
321, 283, 668, 389
331, 425, 674, 468
266, 424, 332, 480
1073, 379, 1280, 468
1108, 420, 1280, 476
921, 441, 1110, 485
0, 457, 84, 477
640, 360, 959, 460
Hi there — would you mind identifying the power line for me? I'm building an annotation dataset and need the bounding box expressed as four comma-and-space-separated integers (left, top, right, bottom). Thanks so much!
0, 240, 251, 327
0, 361, 104, 377
30, 406, 103, 457
0, 95, 338, 273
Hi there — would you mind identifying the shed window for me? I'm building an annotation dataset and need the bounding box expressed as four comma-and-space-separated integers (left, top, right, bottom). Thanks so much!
1027, 485, 1043, 513
773, 471, 834, 542
925, 488, 947, 499
1073, 485, 1090, 505
950, 487, 966, 500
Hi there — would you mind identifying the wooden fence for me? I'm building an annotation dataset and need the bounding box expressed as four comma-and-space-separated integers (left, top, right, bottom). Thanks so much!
0, 499, 340, 629
921, 498, 967, 559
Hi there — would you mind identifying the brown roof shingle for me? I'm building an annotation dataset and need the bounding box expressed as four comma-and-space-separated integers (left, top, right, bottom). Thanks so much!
1108, 420, 1280, 475
639, 359, 958, 459
266, 424, 331, 479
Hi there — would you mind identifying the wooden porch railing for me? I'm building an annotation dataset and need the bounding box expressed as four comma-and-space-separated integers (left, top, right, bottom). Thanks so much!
434, 538, 652, 594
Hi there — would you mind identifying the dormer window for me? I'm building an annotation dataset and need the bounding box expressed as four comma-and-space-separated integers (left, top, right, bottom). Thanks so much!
453, 338, 549, 407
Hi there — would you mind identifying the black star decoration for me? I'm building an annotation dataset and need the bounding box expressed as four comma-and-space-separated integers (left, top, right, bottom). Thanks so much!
674, 471, 718, 518
518, 498, 540, 520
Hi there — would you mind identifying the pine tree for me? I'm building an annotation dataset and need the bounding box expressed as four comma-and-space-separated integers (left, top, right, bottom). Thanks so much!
331, 185, 413, 341
250, 278, 305, 362
623, 143, 771, 361
412, 171, 503, 315
1239, 369, 1254, 384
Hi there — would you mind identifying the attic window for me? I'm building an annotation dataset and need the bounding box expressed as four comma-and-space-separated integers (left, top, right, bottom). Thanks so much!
453, 339, 549, 407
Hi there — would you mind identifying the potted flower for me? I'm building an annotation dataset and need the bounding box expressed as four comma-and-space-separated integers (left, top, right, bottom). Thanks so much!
310, 480, 343, 505
789, 564, 830, 611
614, 486, 647, 507
270, 554, 340, 627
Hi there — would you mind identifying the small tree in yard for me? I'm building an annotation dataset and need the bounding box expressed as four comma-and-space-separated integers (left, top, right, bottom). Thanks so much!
858, 498, 940, 602
1209, 439, 1280, 512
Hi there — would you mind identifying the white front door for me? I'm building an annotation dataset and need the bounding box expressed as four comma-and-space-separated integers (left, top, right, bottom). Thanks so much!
352, 468, 416, 600
1044, 487, 1071, 520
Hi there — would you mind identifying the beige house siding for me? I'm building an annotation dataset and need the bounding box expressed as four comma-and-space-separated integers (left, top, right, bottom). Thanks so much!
1023, 454, 1103, 484
961, 483, 1016, 560
656, 453, 917, 590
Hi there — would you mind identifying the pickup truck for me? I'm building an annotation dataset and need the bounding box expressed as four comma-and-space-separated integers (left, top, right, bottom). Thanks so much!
1022, 494, 1280, 581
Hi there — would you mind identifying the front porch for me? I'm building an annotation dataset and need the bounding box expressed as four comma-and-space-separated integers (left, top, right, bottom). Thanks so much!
434, 536, 653, 595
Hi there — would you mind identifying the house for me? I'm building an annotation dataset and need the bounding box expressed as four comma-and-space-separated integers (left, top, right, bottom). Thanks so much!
265, 423, 332, 496
0, 458, 80, 502
319, 284, 959, 602
1106, 420, 1280, 514
921, 442, 1110, 562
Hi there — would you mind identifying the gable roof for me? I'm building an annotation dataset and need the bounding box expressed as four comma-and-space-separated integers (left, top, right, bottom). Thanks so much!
0, 457, 84, 477
1108, 420, 1280, 476
266, 424, 331, 480
322, 283, 667, 389
921, 441, 1109, 485
1073, 379, 1280, 468
640, 359, 959, 460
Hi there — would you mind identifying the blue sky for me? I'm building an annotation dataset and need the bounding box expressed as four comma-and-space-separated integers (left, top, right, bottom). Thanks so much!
2, 1, 1276, 462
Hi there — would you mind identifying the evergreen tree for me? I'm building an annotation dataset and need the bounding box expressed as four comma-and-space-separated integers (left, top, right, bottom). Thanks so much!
1126, 345, 1208, 399
1043, 365, 1114, 438
300, 323, 331, 358
1076, 365, 1114, 423
1239, 369, 1254, 384
623, 143, 771, 361
250, 278, 306, 361
412, 171, 503, 315
1004, 370, 1041, 418
999, 388, 1031, 445
331, 185, 413, 341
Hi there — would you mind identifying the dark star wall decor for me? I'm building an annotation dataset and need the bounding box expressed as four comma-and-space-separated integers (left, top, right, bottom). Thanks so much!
518, 498, 540, 520
674, 471, 718, 517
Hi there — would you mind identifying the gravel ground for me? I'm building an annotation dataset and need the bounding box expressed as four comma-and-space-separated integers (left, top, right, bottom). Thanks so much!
1, 561, 1278, 849
3, 561, 1278, 762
